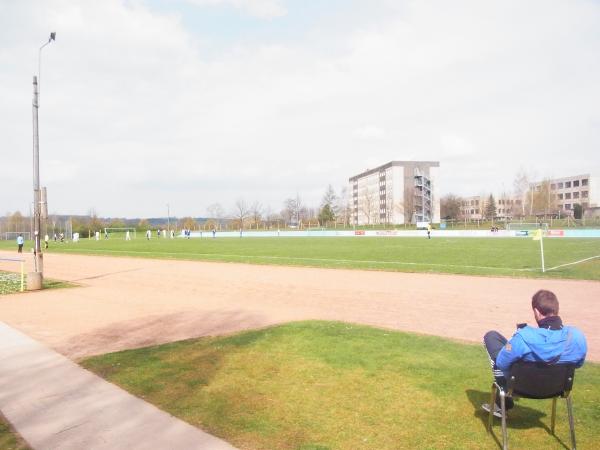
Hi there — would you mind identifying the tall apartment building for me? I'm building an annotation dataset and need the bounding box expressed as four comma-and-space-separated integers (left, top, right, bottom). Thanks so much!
349, 161, 440, 225
531, 174, 599, 214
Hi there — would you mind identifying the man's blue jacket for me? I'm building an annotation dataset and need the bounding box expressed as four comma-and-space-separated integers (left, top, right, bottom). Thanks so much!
496, 325, 587, 374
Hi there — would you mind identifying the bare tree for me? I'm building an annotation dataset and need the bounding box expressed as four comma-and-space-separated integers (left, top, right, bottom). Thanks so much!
513, 169, 530, 217
531, 179, 557, 217
178, 217, 198, 230
403, 185, 415, 224
440, 194, 463, 220
262, 205, 272, 229
359, 186, 376, 225
207, 203, 225, 229
232, 199, 250, 230
8, 211, 25, 232
249, 201, 263, 229
385, 189, 394, 225
87, 208, 103, 233
283, 194, 303, 226
336, 186, 351, 227
267, 210, 281, 229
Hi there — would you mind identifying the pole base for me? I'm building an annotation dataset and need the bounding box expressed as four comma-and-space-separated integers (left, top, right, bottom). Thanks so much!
27, 272, 43, 291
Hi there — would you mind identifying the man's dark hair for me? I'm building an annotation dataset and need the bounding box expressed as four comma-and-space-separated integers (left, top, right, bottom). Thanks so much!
532, 290, 559, 316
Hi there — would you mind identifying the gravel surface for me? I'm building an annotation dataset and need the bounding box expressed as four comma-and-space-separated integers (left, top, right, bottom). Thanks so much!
1, 250, 598, 361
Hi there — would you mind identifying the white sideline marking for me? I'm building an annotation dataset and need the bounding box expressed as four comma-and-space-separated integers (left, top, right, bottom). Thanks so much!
60, 248, 535, 273
546, 255, 600, 272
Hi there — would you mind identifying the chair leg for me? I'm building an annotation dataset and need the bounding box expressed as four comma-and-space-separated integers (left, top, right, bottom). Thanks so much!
488, 383, 497, 433
551, 397, 557, 434
500, 391, 508, 450
566, 396, 576, 450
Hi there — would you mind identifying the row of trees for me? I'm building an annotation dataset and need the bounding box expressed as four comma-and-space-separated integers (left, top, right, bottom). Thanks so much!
5, 170, 587, 234
1, 185, 354, 237
201, 185, 353, 230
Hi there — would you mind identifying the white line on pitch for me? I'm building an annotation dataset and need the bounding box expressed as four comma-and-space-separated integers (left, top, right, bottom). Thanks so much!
546, 255, 600, 272
60, 248, 535, 272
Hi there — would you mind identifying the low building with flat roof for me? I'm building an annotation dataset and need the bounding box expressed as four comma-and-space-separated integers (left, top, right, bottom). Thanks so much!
531, 174, 599, 215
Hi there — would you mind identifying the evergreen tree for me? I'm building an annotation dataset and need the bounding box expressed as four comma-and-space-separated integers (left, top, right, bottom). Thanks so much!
321, 185, 337, 208
318, 204, 335, 224
485, 194, 497, 219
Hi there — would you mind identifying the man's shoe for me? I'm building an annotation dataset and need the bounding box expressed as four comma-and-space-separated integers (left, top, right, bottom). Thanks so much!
482, 403, 503, 418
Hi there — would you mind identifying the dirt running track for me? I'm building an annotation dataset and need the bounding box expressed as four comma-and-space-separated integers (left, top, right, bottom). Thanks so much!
1, 250, 598, 362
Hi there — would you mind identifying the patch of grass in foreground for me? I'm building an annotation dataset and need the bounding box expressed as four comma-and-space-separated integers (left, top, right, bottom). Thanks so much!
0, 271, 24, 295
82, 321, 600, 450
0, 270, 75, 295
0, 411, 30, 450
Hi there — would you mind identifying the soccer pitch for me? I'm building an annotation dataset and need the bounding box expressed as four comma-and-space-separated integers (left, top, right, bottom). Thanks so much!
4, 236, 599, 280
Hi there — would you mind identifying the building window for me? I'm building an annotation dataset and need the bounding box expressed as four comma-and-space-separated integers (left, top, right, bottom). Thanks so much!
565, 204, 571, 209
582, 202, 588, 208
573, 192, 580, 199
565, 181, 571, 188
582, 179, 588, 186
551, 184, 556, 190
558, 182, 564, 189
582, 191, 588, 198
573, 180, 579, 187
565, 193, 571, 199
558, 193, 563, 200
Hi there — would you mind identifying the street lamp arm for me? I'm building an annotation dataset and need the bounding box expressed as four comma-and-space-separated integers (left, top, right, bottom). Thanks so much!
38, 33, 56, 106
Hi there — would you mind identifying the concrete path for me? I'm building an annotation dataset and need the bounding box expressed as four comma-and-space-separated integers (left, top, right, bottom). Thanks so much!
0, 322, 236, 450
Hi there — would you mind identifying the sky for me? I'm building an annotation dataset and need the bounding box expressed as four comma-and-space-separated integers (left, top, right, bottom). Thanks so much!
1, 0, 599, 218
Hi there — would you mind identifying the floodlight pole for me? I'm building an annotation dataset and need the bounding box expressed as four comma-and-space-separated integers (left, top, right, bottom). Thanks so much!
32, 75, 41, 275
30, 33, 55, 289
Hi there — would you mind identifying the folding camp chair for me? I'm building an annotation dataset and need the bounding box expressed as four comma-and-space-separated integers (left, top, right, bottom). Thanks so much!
486, 361, 577, 450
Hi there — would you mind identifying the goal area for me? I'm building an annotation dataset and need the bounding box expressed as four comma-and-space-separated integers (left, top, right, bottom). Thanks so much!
506, 223, 549, 231
104, 227, 137, 239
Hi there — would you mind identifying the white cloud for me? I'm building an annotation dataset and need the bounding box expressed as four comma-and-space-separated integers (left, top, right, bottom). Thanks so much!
186, 0, 286, 19
440, 134, 473, 159
1, 0, 599, 217
353, 125, 386, 140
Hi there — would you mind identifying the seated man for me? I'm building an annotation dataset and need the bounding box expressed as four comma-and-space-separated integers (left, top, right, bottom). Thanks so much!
482, 289, 587, 417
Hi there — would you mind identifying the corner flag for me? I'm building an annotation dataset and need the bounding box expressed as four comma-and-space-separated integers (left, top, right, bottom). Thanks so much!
533, 229, 545, 272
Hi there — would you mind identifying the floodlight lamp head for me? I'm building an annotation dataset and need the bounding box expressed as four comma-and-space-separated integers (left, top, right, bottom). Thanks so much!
50, 32, 56, 42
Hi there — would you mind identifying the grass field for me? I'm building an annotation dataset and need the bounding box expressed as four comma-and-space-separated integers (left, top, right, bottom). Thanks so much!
0, 270, 75, 295
0, 271, 25, 295
0, 411, 30, 450
82, 321, 600, 450
2, 236, 599, 280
